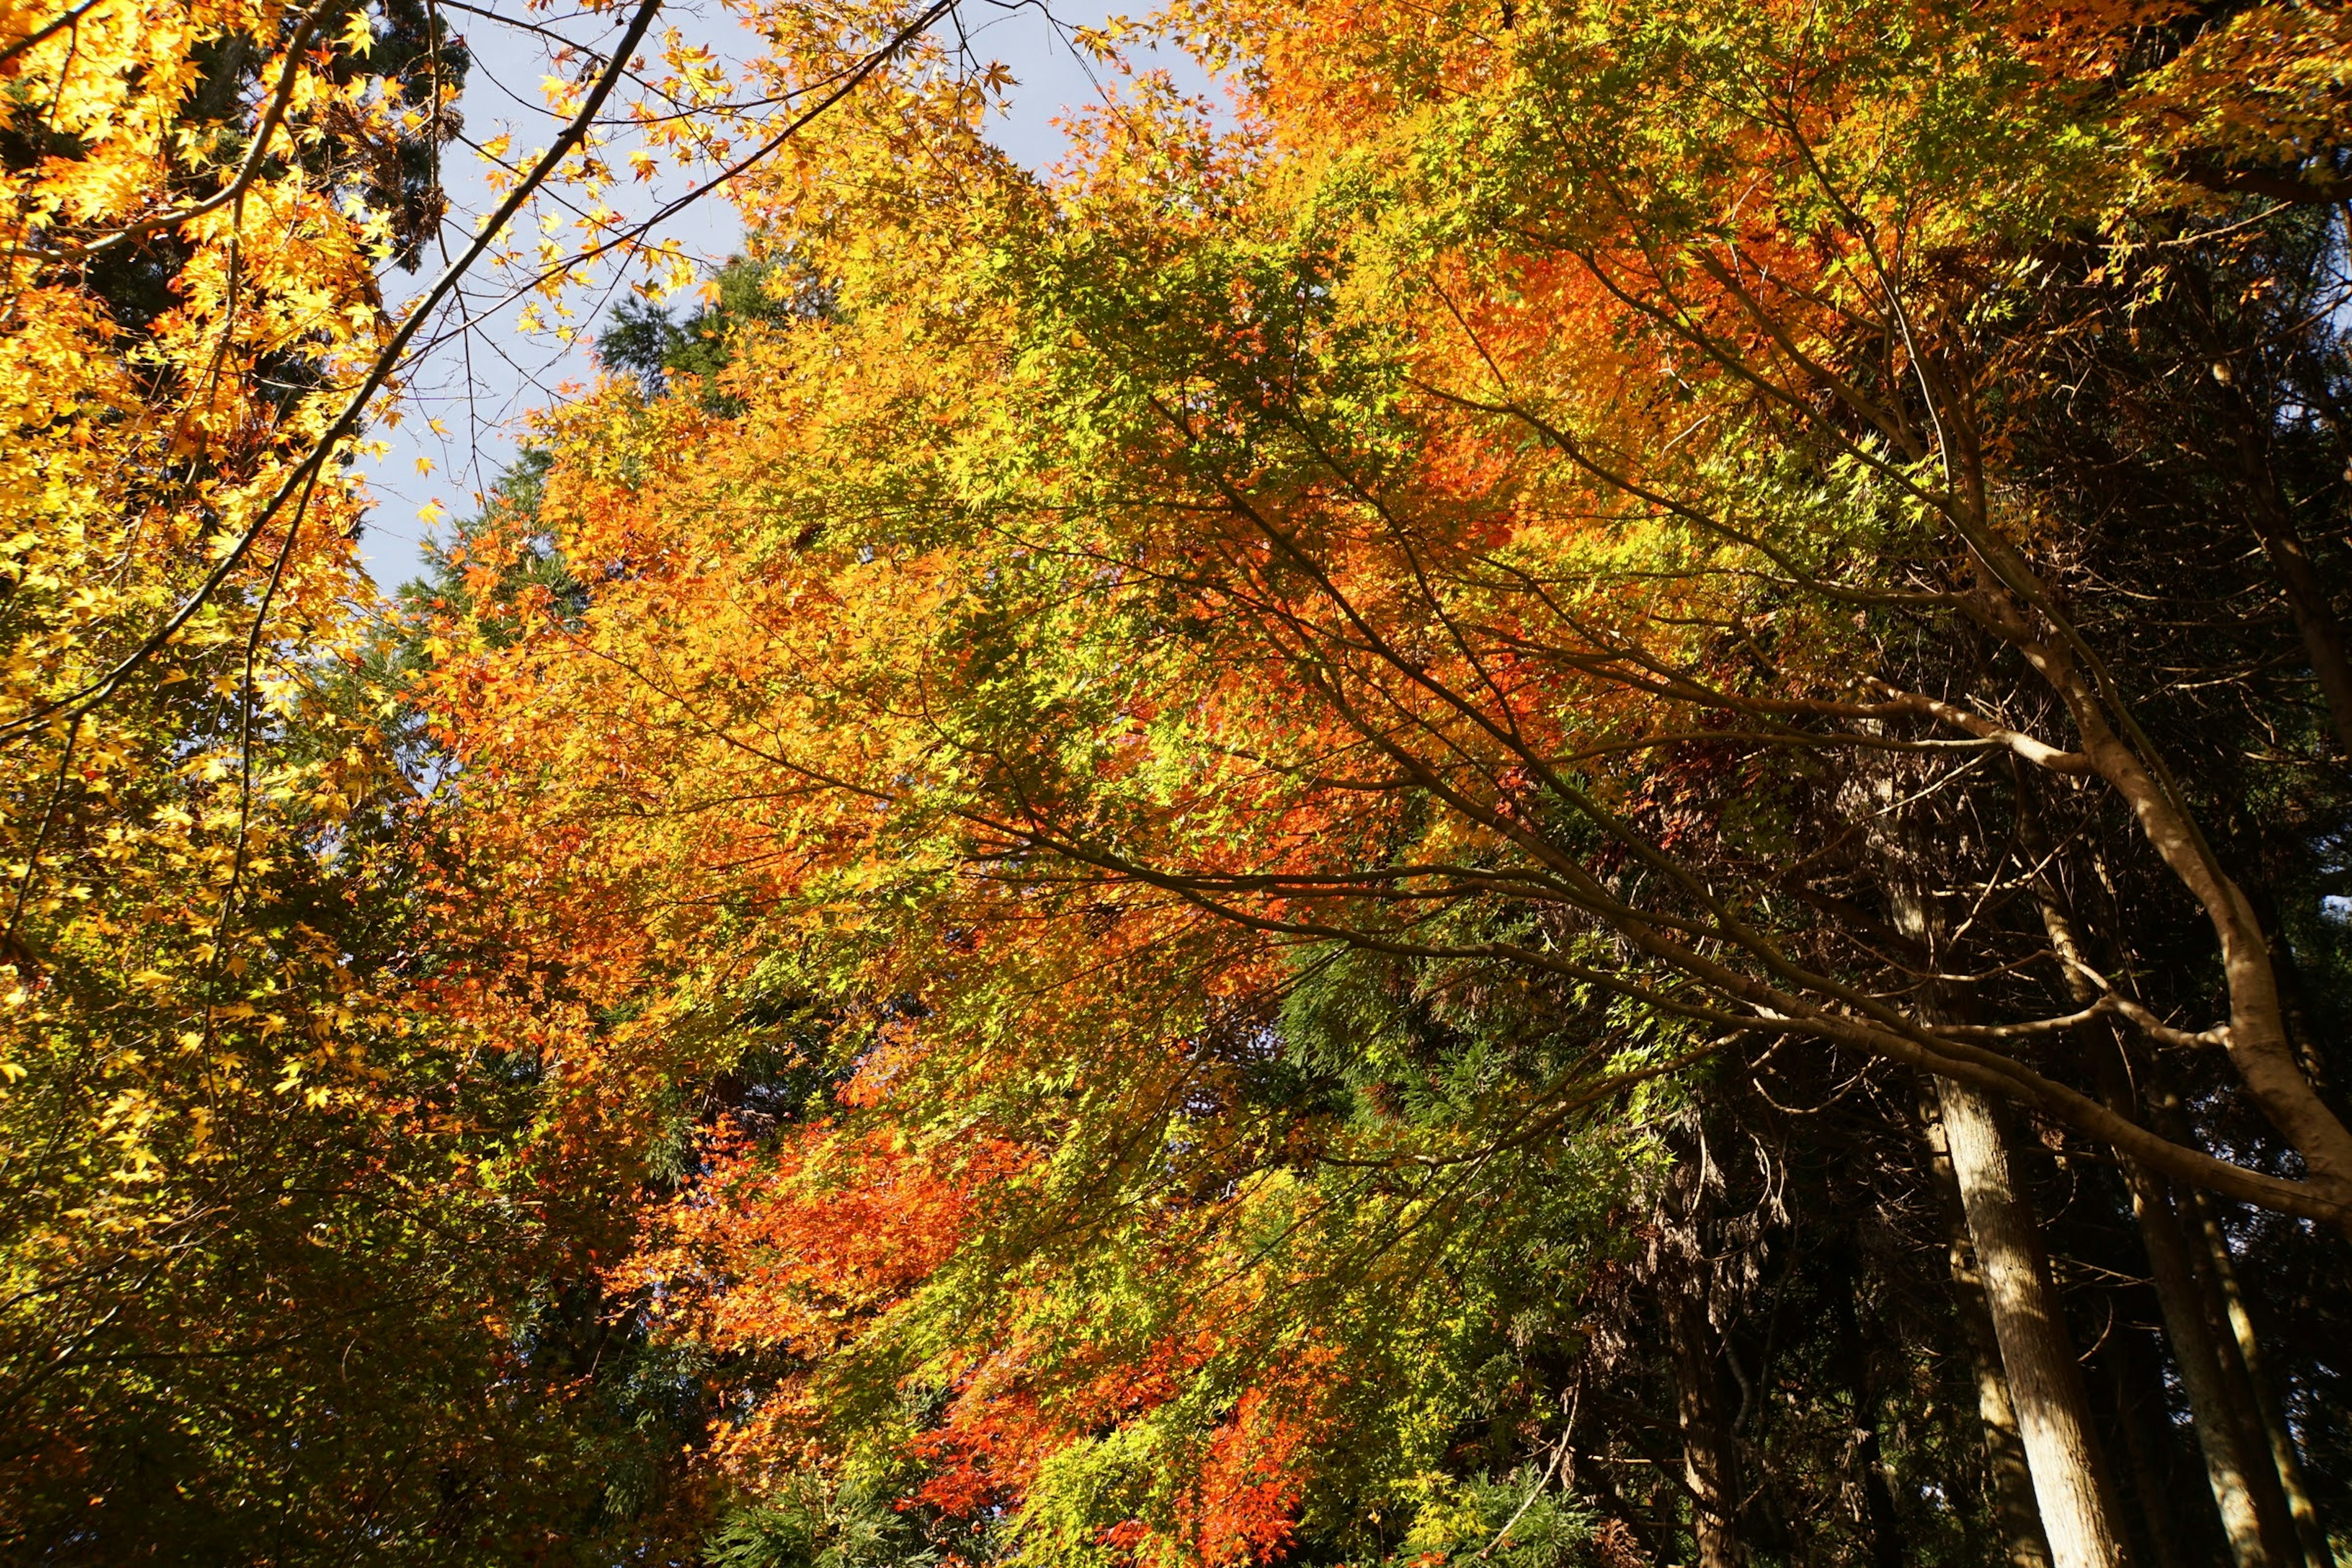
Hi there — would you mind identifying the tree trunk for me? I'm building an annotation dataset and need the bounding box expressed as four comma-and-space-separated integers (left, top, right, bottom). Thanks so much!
2231, 415, 2352, 761
2027, 809, 2304, 1568
2144, 1047, 2332, 1568
2088, 1024, 2290, 1568
1893, 801, 2125, 1568
2182, 1195, 2307, 1568
1924, 1086, 2057, 1568
2104, 1333, 2193, 1568
2248, 505, 2352, 762
1664, 1277, 1746, 1568
2123, 1155, 2284, 1568
1832, 1235, 1907, 1568
2022, 632, 2352, 1221
2189, 1190, 2332, 1568
1656, 1145, 1746, 1568
1937, 1077, 2135, 1568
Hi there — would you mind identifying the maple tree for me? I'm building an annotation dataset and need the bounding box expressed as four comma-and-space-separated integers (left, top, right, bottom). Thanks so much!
421, 1, 2352, 1566
11, 0, 2352, 1562
0, 0, 983, 1555
0, 0, 744, 1546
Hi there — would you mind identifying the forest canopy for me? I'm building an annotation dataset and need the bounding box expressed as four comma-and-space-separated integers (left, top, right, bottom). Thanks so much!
6, 0, 2352, 1565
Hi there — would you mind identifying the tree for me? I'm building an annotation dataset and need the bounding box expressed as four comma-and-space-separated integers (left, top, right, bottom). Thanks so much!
0, 0, 1039, 1549
425, 1, 2352, 1563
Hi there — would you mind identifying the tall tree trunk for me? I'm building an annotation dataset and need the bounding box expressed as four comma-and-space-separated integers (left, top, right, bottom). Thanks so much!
2189, 1190, 2332, 1568
1924, 1085, 2056, 1568
2247, 505, 2352, 761
2271, 939, 2352, 1135
1898, 842, 2123, 1568
2180, 1191, 2307, 1568
2029, 802, 2299, 1567
1657, 1149, 1746, 1568
2103, 1334, 2194, 1568
1937, 1077, 2135, 1568
2122, 1154, 2285, 1568
2141, 1039, 2332, 1568
2230, 415, 2352, 761
1832, 1235, 1907, 1568
2084, 1019, 2289, 1568
1664, 1279, 1746, 1568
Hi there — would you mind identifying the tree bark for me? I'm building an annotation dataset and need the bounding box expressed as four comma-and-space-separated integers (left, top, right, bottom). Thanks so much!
2104, 1333, 2193, 1568
1656, 1147, 1746, 1568
1831, 1236, 1907, 1568
2189, 1190, 2332, 1568
2085, 1021, 2290, 1568
1664, 1276, 1746, 1568
2228, 410, 2352, 762
2123, 1156, 2285, 1568
2027, 814, 2313, 1568
2145, 1047, 2333, 1568
2030, 644, 2352, 1221
2251, 511, 2352, 762
1924, 1092, 2057, 1568
1937, 1077, 2135, 1568
1891, 796, 2122, 1568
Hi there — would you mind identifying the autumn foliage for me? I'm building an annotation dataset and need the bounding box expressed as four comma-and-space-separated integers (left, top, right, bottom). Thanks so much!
11, 0, 2352, 1563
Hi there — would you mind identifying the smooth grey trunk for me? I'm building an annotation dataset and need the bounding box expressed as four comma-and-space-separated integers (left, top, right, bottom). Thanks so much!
1937, 1077, 2134, 1568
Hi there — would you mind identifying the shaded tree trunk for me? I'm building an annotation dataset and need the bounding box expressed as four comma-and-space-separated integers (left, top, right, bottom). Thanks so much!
2189, 1190, 2332, 1568
2026, 801, 2309, 1568
2135, 1036, 2330, 1568
1900, 832, 2119, 1568
2230, 414, 2352, 761
1656, 1147, 1746, 1568
1831, 1235, 1907, 1568
2247, 507, 2352, 761
1664, 1279, 1746, 1568
2123, 1153, 2286, 1568
2103, 1333, 2195, 1568
2080, 1017, 2292, 1568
